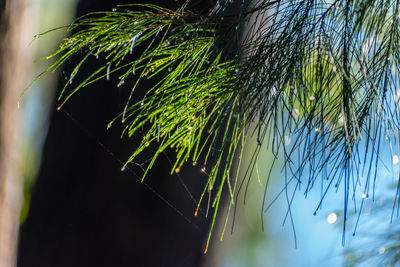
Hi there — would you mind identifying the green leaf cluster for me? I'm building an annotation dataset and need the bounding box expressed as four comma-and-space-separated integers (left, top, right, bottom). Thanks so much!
26, 0, 400, 253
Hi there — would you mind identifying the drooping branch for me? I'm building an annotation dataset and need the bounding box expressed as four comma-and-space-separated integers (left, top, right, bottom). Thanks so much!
26, 0, 400, 252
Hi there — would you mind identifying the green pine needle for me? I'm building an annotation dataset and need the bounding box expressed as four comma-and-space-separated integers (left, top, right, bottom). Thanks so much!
26, 0, 400, 253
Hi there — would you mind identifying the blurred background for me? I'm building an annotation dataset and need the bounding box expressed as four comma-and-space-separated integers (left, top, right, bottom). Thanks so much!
1, 0, 399, 266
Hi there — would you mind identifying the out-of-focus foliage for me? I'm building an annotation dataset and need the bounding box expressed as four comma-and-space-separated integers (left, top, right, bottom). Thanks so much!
342, 185, 400, 266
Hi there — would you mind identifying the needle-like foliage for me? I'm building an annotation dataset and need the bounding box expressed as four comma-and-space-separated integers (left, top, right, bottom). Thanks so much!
25, 0, 400, 253
338, 185, 400, 266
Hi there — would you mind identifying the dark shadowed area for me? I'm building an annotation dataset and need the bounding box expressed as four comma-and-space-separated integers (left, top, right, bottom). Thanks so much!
17, 1, 214, 266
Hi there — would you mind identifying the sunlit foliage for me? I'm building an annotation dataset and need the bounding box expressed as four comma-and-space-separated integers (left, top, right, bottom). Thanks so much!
25, 0, 400, 253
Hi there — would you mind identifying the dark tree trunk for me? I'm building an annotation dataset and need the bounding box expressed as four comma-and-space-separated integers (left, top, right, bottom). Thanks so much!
17, 1, 212, 266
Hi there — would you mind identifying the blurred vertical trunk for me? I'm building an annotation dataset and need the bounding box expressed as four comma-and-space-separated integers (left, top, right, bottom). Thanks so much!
203, 2, 275, 265
0, 0, 33, 266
